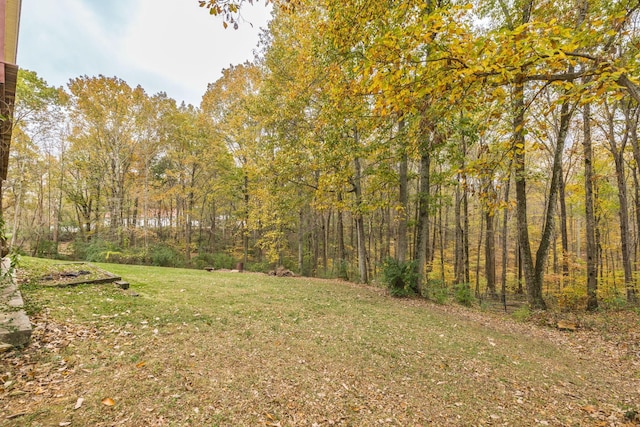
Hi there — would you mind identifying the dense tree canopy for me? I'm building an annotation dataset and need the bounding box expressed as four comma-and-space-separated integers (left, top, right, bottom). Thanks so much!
6, 0, 640, 309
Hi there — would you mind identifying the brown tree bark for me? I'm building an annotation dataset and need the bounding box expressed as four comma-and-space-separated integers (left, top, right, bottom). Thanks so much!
397, 119, 408, 264
558, 162, 570, 277
605, 103, 637, 303
583, 103, 599, 310
501, 168, 512, 309
415, 151, 431, 293
513, 72, 546, 309
336, 191, 347, 279
485, 207, 497, 297
353, 155, 368, 284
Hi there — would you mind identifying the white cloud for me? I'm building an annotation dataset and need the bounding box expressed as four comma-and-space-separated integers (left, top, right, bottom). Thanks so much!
18, 0, 271, 106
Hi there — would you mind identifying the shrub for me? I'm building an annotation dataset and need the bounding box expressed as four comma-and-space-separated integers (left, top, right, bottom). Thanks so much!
149, 244, 184, 267
556, 283, 587, 311
246, 261, 272, 273
193, 252, 216, 269
193, 252, 238, 270
336, 259, 349, 280
428, 279, 449, 304
454, 282, 474, 306
381, 258, 418, 297
512, 305, 531, 322
213, 252, 237, 269
35, 239, 58, 257
72, 239, 120, 262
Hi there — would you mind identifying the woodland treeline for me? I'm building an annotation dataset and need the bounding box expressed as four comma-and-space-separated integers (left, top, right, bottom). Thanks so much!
6, 0, 640, 310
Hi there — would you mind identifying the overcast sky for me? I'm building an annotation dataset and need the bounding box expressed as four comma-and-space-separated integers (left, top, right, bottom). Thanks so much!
18, 0, 272, 106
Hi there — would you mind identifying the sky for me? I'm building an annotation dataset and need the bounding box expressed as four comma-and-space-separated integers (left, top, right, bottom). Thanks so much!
17, 0, 272, 107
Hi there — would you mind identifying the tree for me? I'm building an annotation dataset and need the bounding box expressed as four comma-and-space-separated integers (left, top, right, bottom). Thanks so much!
67, 76, 150, 242
202, 63, 263, 264
7, 69, 64, 252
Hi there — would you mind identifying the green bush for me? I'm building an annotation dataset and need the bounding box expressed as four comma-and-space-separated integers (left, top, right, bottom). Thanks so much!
192, 252, 237, 270
512, 305, 531, 322
193, 252, 215, 269
336, 259, 349, 280
428, 279, 449, 304
454, 282, 474, 306
246, 261, 272, 273
72, 239, 121, 262
149, 244, 184, 267
35, 239, 58, 257
381, 258, 418, 297
212, 252, 236, 269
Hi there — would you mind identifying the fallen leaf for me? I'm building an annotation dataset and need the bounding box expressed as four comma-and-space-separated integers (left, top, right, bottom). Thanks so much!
136, 361, 146, 368
101, 397, 115, 406
74, 397, 84, 410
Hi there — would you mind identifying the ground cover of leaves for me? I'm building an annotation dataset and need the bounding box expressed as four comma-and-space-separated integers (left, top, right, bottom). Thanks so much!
1, 258, 639, 426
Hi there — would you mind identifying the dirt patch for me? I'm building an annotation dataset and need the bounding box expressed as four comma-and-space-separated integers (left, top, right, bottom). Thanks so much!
31, 263, 121, 287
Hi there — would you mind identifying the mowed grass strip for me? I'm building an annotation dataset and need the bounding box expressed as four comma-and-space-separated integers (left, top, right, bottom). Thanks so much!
3, 257, 638, 426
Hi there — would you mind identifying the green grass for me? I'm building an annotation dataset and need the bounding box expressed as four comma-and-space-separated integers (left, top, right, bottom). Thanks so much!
2, 257, 639, 426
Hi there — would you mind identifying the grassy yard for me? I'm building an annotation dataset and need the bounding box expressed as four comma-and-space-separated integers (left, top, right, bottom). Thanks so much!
2, 257, 640, 426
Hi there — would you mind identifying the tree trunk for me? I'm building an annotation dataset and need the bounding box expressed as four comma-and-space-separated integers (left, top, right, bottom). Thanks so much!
397, 119, 408, 263
439, 196, 446, 284
462, 141, 470, 286
243, 172, 249, 264
614, 149, 635, 303
606, 103, 636, 303
558, 162, 570, 277
510, 0, 546, 309
298, 208, 304, 274
353, 156, 368, 284
531, 99, 573, 305
10, 162, 25, 248
625, 104, 640, 302
513, 74, 546, 309
485, 208, 497, 297
454, 182, 464, 285
454, 135, 470, 286
501, 168, 512, 310
185, 185, 195, 262
583, 103, 599, 310
209, 198, 218, 254
337, 191, 347, 279
633, 169, 640, 268
323, 211, 329, 275
476, 213, 484, 298
415, 151, 430, 294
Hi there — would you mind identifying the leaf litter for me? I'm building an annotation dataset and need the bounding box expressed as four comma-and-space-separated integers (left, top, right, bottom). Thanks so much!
2, 274, 640, 426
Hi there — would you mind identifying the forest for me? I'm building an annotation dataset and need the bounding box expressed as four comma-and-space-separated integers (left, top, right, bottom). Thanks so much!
6, 0, 640, 311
